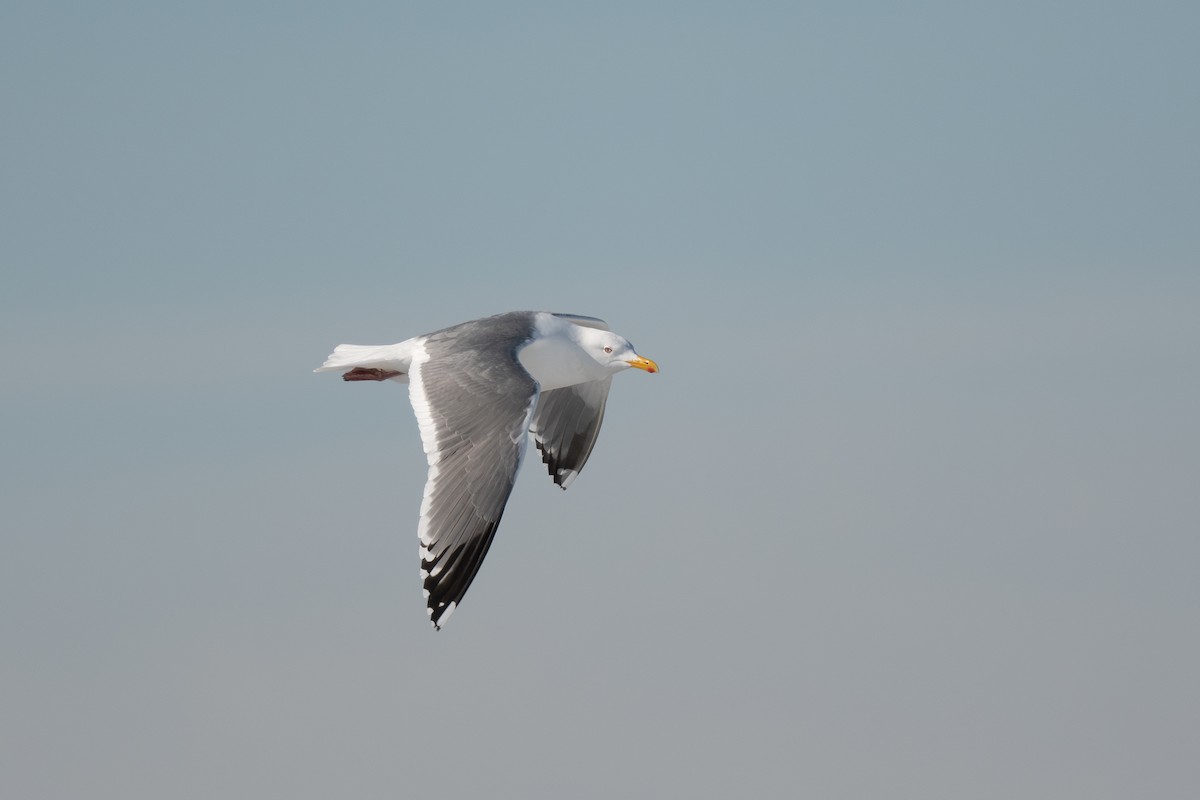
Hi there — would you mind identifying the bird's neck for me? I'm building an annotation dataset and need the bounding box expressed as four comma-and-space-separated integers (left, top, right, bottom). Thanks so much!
517, 322, 608, 390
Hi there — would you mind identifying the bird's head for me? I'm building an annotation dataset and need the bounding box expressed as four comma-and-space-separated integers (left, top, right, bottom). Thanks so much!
581, 328, 659, 375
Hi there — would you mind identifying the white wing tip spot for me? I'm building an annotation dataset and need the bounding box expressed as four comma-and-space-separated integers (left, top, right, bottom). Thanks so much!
426, 601, 457, 629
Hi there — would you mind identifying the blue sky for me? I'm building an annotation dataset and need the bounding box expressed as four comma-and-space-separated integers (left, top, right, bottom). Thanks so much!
3, 3, 1199, 798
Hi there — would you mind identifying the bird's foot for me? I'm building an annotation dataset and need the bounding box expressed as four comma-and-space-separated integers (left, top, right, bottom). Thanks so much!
341, 367, 404, 382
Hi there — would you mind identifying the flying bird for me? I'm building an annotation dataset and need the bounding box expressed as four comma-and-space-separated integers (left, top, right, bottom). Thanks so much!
316, 311, 658, 629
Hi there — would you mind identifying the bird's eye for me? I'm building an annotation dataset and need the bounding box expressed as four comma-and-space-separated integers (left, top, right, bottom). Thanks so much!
603, 346, 613, 354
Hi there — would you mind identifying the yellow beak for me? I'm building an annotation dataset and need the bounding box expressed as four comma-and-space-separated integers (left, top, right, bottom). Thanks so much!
626, 356, 659, 374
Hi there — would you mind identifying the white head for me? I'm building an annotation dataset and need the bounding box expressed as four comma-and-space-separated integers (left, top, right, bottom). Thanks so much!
576, 327, 659, 375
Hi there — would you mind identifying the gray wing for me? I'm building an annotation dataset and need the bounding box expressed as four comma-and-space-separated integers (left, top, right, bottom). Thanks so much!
529, 377, 612, 489
407, 320, 539, 629
552, 313, 609, 331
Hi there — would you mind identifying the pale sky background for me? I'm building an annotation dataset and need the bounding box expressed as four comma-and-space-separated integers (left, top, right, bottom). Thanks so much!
3, 2, 1199, 798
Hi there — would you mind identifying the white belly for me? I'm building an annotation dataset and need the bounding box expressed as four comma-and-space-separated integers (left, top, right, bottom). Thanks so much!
517, 333, 607, 391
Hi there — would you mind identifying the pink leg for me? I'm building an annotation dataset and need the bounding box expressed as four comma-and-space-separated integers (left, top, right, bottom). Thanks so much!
342, 367, 404, 382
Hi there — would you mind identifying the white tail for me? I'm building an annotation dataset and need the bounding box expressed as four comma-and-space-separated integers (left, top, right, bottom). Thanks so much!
314, 342, 411, 374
